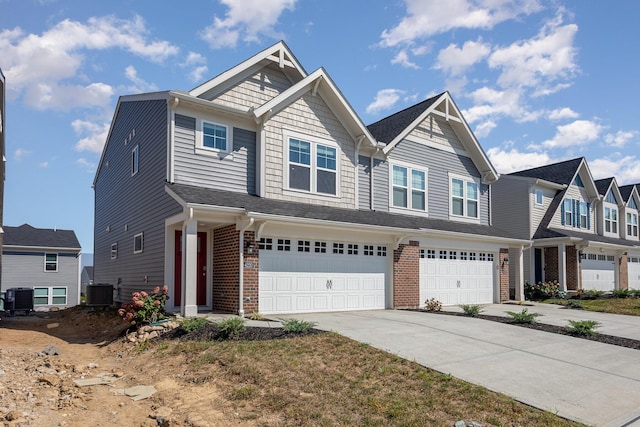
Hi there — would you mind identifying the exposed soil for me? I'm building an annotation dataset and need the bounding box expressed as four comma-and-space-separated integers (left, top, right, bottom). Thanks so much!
416, 309, 640, 350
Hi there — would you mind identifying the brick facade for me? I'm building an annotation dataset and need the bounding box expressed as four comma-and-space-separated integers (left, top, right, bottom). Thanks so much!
242, 231, 259, 314
544, 247, 559, 283
393, 241, 420, 308
566, 245, 579, 291
212, 225, 240, 313
499, 248, 509, 302
620, 254, 629, 290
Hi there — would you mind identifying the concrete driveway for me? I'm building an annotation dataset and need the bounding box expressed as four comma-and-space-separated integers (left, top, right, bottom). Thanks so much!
280, 309, 640, 427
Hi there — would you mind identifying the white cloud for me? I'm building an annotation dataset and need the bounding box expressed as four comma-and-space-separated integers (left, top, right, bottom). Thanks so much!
463, 87, 523, 123
39, 161, 48, 168
72, 119, 111, 154
435, 39, 491, 76
590, 155, 640, 184
76, 158, 97, 172
488, 10, 578, 92
0, 16, 178, 109
547, 107, 579, 121
380, 0, 542, 47
604, 130, 637, 148
487, 146, 555, 174
124, 66, 158, 93
391, 50, 420, 69
366, 89, 405, 115
474, 120, 497, 138
200, 0, 297, 49
14, 148, 31, 160
539, 120, 603, 149
182, 52, 209, 83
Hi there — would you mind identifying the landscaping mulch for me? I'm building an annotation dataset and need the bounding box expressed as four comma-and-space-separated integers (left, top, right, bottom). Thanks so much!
160, 322, 323, 342
413, 309, 640, 351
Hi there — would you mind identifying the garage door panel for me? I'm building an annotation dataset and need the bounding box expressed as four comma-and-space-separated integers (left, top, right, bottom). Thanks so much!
276, 277, 293, 292
296, 277, 312, 291
629, 257, 640, 290
582, 254, 615, 291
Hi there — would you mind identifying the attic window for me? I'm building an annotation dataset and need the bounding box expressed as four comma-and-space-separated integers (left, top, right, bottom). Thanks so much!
573, 175, 584, 187
605, 191, 618, 204
630, 198, 639, 210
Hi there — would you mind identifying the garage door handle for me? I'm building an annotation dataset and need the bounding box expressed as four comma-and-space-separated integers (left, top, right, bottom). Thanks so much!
457, 280, 461, 288
326, 280, 333, 290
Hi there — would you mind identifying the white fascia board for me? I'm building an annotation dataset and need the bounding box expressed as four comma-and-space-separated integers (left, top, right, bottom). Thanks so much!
532, 236, 584, 246
417, 227, 531, 246
170, 91, 251, 116
3, 245, 81, 253
575, 159, 601, 200
503, 175, 567, 190
579, 241, 639, 251
189, 41, 307, 97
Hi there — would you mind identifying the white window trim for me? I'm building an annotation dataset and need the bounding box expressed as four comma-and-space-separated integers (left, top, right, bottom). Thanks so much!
131, 145, 139, 176
448, 173, 481, 223
195, 118, 233, 157
111, 243, 118, 260
34, 286, 68, 306
604, 205, 618, 236
627, 211, 639, 239
579, 201, 588, 229
534, 188, 543, 206
388, 161, 428, 215
44, 253, 58, 272
282, 129, 341, 199
134, 233, 144, 254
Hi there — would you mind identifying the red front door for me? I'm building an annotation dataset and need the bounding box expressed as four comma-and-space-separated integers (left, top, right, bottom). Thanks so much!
174, 230, 208, 307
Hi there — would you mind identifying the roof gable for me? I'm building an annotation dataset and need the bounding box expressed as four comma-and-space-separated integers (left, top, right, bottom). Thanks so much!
619, 184, 640, 206
595, 177, 622, 206
189, 41, 306, 100
4, 224, 81, 249
510, 157, 599, 199
252, 68, 376, 147
370, 92, 498, 183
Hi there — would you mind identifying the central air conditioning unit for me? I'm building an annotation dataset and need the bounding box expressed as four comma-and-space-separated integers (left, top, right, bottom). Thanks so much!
4, 287, 34, 316
86, 283, 114, 307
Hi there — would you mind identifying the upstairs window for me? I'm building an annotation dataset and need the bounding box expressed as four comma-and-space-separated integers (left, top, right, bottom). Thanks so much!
202, 122, 227, 151
287, 136, 337, 196
627, 212, 638, 237
563, 199, 573, 226
131, 145, 139, 176
562, 198, 590, 229
605, 190, 618, 204
451, 177, 479, 219
44, 253, 58, 272
392, 165, 427, 211
573, 174, 584, 187
134, 233, 144, 254
630, 197, 639, 210
605, 207, 618, 233
579, 202, 588, 228
535, 189, 543, 205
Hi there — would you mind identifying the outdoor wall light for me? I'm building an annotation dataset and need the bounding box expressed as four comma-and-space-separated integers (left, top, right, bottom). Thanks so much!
246, 242, 255, 255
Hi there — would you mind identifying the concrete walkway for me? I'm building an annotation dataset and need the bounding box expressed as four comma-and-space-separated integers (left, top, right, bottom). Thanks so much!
278, 309, 640, 427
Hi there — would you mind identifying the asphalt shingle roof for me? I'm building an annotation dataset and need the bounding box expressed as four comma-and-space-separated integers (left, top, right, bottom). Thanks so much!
3, 224, 81, 249
594, 177, 614, 196
508, 157, 583, 185
167, 183, 523, 241
366, 93, 443, 145
618, 184, 639, 202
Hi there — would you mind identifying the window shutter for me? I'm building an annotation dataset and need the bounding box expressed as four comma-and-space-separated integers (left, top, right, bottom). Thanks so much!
561, 200, 565, 225
587, 202, 591, 229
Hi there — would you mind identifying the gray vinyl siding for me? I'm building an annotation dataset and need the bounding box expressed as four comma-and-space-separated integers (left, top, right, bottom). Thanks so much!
531, 186, 557, 237
93, 99, 182, 302
549, 184, 594, 232
382, 140, 490, 224
491, 176, 531, 239
1, 250, 80, 307
372, 158, 389, 212
174, 114, 257, 194
358, 155, 371, 210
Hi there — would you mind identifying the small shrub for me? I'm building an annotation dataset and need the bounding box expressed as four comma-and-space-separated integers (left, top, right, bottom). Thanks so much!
424, 298, 442, 312
118, 286, 170, 324
217, 317, 246, 338
248, 311, 266, 321
524, 280, 562, 301
631, 289, 640, 298
280, 318, 317, 333
566, 300, 584, 310
181, 317, 208, 333
581, 289, 605, 300
459, 304, 483, 317
566, 320, 600, 337
505, 308, 541, 324
611, 289, 631, 299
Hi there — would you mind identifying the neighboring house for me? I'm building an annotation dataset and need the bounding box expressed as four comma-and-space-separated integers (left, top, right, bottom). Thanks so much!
2, 224, 82, 309
93, 41, 529, 317
0, 69, 6, 287
618, 183, 640, 289
81, 266, 94, 295
492, 158, 640, 294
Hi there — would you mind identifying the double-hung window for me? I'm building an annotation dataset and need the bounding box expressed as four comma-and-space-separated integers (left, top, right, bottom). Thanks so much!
202, 121, 227, 151
605, 207, 618, 233
628, 212, 638, 237
563, 199, 573, 226
44, 253, 58, 272
579, 202, 588, 228
288, 136, 337, 196
392, 165, 426, 211
451, 177, 479, 219
34, 287, 67, 306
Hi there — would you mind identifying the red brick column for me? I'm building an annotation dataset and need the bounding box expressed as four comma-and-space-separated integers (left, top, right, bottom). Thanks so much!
212, 225, 240, 313
393, 241, 419, 308
499, 248, 509, 302
242, 231, 259, 314
566, 245, 579, 291
544, 247, 559, 283
620, 254, 629, 290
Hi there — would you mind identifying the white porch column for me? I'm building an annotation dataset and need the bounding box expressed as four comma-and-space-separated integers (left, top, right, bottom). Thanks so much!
558, 243, 567, 292
182, 217, 199, 318
514, 246, 525, 301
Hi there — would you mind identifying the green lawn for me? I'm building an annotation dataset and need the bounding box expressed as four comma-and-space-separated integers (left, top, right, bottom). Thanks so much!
544, 297, 640, 316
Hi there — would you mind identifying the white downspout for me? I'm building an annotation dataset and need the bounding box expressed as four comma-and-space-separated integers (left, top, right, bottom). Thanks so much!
238, 217, 254, 317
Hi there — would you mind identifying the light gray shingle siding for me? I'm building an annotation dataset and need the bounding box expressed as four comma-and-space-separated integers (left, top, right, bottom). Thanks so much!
358, 155, 371, 210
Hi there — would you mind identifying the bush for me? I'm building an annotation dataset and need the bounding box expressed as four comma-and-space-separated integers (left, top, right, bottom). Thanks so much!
581, 289, 605, 300
505, 308, 541, 324
217, 317, 246, 338
424, 298, 442, 312
611, 289, 631, 299
524, 280, 562, 301
181, 317, 209, 333
118, 286, 170, 324
280, 318, 317, 333
566, 300, 584, 310
248, 311, 266, 321
459, 304, 483, 317
631, 289, 640, 298
566, 320, 600, 337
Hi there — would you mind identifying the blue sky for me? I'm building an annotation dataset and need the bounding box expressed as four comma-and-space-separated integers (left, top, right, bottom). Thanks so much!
2, 0, 639, 254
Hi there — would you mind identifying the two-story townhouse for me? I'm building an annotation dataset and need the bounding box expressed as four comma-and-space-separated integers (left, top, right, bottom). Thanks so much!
1, 224, 82, 309
492, 158, 640, 294
618, 183, 640, 289
93, 41, 529, 317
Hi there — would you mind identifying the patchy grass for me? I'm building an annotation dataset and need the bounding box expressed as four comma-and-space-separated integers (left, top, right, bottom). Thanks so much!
157, 332, 582, 426
545, 298, 640, 316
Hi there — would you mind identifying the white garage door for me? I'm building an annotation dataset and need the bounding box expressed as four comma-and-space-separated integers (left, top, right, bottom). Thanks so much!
419, 248, 495, 306
628, 256, 640, 290
259, 238, 387, 314
581, 253, 615, 291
